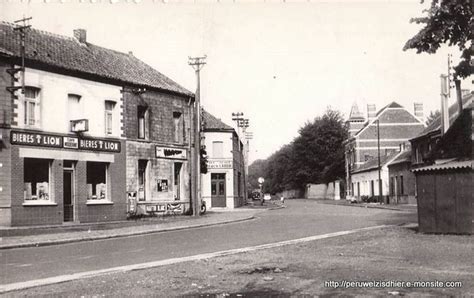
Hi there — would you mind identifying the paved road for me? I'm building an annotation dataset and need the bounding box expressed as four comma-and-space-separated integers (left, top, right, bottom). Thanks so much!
1, 200, 416, 285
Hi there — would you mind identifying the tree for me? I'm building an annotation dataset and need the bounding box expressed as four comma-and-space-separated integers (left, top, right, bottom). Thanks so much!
403, 0, 473, 78
425, 109, 441, 126
254, 107, 348, 194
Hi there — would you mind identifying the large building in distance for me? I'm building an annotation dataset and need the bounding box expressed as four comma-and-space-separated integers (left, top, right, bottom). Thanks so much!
0, 22, 194, 226
344, 101, 425, 201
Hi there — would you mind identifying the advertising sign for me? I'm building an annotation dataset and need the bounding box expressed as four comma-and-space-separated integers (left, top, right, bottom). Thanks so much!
208, 159, 233, 169
10, 131, 121, 153
155, 146, 187, 160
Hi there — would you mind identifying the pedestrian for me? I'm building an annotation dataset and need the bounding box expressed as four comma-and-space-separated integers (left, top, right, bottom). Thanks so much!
280, 195, 285, 205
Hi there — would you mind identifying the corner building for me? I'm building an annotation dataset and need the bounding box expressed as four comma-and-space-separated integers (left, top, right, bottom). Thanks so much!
0, 22, 193, 226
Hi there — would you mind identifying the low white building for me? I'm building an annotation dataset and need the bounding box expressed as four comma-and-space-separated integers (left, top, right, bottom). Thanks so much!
350, 151, 401, 202
201, 110, 246, 209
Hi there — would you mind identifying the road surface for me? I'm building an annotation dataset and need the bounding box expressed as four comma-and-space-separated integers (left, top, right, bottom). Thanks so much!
1, 200, 416, 285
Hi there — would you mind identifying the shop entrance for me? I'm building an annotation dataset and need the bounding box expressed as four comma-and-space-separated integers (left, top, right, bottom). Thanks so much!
138, 160, 148, 201
174, 162, 182, 200
63, 161, 75, 222
211, 173, 226, 207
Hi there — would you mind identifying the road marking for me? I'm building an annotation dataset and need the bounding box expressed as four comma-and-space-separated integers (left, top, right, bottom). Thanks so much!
76, 255, 95, 260
16, 264, 32, 267
0, 225, 390, 293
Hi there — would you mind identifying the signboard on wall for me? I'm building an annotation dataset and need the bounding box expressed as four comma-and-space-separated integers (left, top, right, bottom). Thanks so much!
10, 131, 121, 153
208, 159, 233, 169
155, 146, 187, 160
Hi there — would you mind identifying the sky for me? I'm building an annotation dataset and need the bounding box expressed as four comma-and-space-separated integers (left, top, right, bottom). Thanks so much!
2, 0, 472, 163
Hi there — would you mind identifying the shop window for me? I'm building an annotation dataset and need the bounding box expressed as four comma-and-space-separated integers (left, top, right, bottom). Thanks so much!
213, 141, 224, 158
87, 162, 108, 200
22, 87, 41, 127
173, 112, 183, 143
138, 106, 148, 139
24, 158, 51, 201
105, 101, 115, 135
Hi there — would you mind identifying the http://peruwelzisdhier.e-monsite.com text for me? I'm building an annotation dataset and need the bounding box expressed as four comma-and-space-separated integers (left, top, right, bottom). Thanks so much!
325, 280, 463, 289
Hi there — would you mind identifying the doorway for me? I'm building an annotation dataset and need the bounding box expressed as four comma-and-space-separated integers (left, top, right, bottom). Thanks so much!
174, 162, 182, 200
63, 161, 75, 222
211, 173, 226, 207
138, 160, 148, 201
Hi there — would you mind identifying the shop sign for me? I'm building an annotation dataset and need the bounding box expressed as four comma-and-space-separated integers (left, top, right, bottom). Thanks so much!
10, 131, 121, 153
155, 146, 187, 160
208, 159, 233, 169
63, 137, 79, 149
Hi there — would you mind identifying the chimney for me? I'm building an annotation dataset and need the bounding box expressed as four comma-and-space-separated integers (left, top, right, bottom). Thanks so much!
128, 51, 134, 56
414, 102, 423, 120
367, 104, 376, 121
73, 29, 87, 43
440, 75, 450, 135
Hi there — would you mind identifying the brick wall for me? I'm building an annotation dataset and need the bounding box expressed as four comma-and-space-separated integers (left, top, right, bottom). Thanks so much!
126, 141, 191, 202
0, 61, 13, 127
122, 88, 193, 145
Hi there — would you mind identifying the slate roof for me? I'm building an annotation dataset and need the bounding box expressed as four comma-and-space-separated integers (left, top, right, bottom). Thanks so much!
414, 92, 473, 140
0, 21, 192, 97
352, 151, 399, 173
202, 109, 234, 131
387, 150, 411, 166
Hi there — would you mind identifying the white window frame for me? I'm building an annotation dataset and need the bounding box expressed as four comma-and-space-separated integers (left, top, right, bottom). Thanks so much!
105, 100, 116, 135
138, 106, 149, 140
213, 141, 224, 158
86, 162, 111, 203
22, 87, 41, 128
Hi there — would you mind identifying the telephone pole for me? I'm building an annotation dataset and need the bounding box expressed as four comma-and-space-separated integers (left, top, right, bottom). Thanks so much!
188, 56, 206, 216
232, 112, 250, 202
6, 16, 32, 94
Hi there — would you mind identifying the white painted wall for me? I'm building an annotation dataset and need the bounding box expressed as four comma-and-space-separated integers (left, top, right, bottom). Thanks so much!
351, 166, 390, 197
201, 131, 235, 209
14, 68, 122, 138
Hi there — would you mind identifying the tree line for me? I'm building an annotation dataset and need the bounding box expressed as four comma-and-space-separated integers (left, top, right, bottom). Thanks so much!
248, 108, 349, 194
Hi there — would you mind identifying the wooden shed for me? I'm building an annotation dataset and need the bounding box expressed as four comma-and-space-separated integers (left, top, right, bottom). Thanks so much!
413, 161, 472, 234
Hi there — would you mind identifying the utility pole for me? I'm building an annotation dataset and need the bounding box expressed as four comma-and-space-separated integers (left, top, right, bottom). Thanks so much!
376, 119, 382, 204
188, 55, 206, 216
232, 112, 250, 203
6, 16, 32, 95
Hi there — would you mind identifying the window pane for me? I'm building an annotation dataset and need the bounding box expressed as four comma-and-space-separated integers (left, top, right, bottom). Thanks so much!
68, 94, 81, 121
218, 181, 225, 196
24, 87, 38, 99
24, 159, 50, 201
211, 182, 217, 195
87, 162, 107, 200
28, 102, 36, 125
138, 106, 147, 139
213, 141, 224, 158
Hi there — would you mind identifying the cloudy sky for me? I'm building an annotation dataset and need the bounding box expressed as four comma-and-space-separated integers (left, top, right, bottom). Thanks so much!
2, 0, 471, 162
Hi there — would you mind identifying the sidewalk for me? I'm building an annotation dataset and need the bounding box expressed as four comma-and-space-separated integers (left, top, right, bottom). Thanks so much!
0, 206, 271, 250
314, 199, 417, 211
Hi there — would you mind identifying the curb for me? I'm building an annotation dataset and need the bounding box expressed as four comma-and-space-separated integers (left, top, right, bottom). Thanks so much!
317, 201, 415, 212
0, 215, 256, 250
